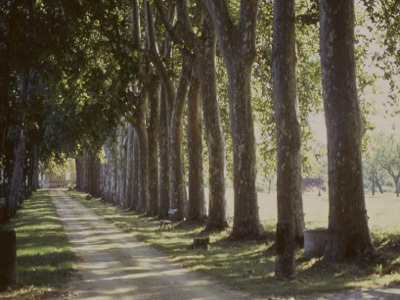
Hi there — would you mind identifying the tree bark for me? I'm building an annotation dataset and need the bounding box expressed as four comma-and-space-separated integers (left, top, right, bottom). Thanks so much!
170, 1, 227, 228
375, 177, 384, 194
130, 131, 140, 211
135, 91, 149, 214
196, 10, 228, 231
203, 0, 262, 238
125, 123, 134, 208
319, 0, 375, 259
31, 142, 39, 191
8, 68, 29, 217
187, 72, 206, 222
159, 88, 170, 218
148, 77, 160, 216
273, 0, 302, 279
169, 62, 189, 220
8, 130, 26, 217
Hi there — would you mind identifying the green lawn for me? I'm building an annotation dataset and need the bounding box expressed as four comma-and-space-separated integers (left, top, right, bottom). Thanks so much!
67, 189, 400, 298
0, 190, 75, 299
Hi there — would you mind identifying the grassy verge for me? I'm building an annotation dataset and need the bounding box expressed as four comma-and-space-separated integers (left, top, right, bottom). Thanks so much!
67, 189, 400, 298
0, 190, 75, 299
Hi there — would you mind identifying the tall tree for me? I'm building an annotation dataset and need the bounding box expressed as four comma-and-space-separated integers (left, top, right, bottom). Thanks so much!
203, 0, 262, 238
273, 0, 302, 279
375, 134, 400, 197
169, 0, 228, 229
319, 0, 375, 259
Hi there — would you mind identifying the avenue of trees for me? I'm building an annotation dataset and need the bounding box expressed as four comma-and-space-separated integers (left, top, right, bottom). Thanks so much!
1, 0, 399, 279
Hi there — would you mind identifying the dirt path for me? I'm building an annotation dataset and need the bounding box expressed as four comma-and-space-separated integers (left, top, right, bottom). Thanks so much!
50, 189, 265, 300
50, 189, 400, 300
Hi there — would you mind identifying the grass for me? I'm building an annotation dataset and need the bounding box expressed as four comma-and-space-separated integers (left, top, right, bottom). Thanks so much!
0, 190, 75, 299
66, 189, 400, 298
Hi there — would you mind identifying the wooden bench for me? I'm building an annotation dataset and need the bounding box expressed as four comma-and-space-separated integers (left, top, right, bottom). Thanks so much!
159, 209, 177, 231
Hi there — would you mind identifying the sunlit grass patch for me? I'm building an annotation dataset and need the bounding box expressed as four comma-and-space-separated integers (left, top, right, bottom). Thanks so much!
67, 189, 400, 298
0, 190, 75, 299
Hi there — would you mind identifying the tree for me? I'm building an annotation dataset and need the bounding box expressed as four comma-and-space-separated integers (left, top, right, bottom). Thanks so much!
164, 0, 228, 229
203, 0, 262, 238
319, 0, 375, 260
375, 134, 400, 197
273, 0, 302, 279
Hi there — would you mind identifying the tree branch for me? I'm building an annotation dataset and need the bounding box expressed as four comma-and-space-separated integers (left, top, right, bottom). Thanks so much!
202, 0, 234, 37
174, 0, 201, 52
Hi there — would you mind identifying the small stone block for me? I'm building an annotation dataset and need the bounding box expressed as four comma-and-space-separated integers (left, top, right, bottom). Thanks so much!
304, 228, 329, 258
193, 237, 210, 250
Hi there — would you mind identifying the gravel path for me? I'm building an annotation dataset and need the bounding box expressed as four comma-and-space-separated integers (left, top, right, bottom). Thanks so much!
50, 189, 265, 300
50, 189, 400, 300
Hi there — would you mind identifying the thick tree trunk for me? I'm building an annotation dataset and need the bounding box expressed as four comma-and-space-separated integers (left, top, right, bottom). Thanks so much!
196, 11, 228, 231
319, 0, 375, 259
169, 63, 189, 221
159, 88, 170, 218
148, 78, 160, 216
187, 73, 206, 222
273, 0, 302, 279
226, 61, 262, 238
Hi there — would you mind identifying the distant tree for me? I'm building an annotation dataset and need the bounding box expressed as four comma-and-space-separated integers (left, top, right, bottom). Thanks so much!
375, 134, 400, 197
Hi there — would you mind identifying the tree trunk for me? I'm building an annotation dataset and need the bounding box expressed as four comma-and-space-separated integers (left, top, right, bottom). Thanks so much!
8, 130, 26, 217
319, 0, 375, 259
169, 62, 189, 221
75, 157, 83, 191
31, 142, 39, 191
147, 78, 160, 216
273, 0, 302, 279
227, 60, 262, 238
125, 123, 134, 208
369, 172, 375, 196
159, 88, 170, 218
196, 11, 228, 231
394, 176, 400, 197
130, 131, 140, 211
204, 0, 262, 238
187, 72, 206, 222
136, 90, 149, 214
376, 177, 384, 194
